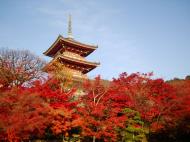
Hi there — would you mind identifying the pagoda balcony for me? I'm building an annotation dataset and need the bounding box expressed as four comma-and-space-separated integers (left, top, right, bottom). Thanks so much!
62, 51, 85, 61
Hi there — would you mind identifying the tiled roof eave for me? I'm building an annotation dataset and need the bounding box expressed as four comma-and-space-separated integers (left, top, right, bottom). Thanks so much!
43, 36, 61, 56
61, 35, 97, 50
58, 54, 100, 67
44, 35, 98, 57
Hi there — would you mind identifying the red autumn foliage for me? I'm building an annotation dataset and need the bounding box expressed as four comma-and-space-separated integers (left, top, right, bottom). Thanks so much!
169, 79, 190, 115
0, 78, 81, 141
26, 79, 82, 138
26, 79, 77, 109
0, 71, 190, 141
78, 76, 126, 142
111, 72, 180, 131
168, 79, 190, 133
0, 87, 51, 141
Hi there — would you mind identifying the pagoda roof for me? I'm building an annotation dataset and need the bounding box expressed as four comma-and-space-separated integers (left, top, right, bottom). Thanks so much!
57, 54, 100, 74
43, 35, 98, 57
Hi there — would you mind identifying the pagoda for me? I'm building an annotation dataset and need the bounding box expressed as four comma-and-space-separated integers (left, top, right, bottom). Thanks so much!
43, 15, 100, 80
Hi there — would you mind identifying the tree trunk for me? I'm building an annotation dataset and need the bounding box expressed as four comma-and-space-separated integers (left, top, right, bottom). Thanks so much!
142, 134, 148, 142
93, 136, 96, 142
62, 134, 65, 142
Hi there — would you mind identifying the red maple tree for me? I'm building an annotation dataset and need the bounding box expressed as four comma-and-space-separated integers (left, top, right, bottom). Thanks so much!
28, 79, 82, 141
78, 76, 126, 142
0, 87, 51, 141
112, 72, 179, 132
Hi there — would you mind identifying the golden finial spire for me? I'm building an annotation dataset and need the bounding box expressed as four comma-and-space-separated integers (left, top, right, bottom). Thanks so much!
68, 14, 73, 39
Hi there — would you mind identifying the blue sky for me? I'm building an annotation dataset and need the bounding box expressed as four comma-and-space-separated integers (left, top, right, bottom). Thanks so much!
0, 0, 190, 80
